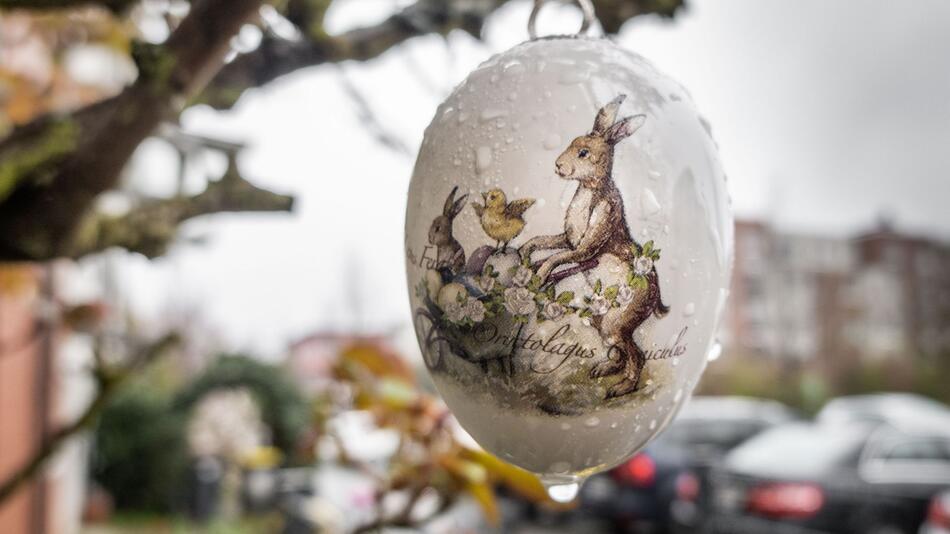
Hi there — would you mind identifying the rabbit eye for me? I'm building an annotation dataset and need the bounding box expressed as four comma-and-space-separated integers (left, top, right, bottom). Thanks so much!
578, 148, 589, 158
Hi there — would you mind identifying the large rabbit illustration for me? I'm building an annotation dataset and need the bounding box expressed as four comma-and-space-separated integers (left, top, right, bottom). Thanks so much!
521, 94, 669, 399
428, 186, 468, 273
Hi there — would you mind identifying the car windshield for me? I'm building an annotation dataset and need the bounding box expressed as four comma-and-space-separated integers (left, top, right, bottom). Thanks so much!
660, 419, 764, 451
726, 423, 869, 479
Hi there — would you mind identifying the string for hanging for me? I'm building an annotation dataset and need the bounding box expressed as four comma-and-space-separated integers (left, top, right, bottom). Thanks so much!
528, 0, 597, 40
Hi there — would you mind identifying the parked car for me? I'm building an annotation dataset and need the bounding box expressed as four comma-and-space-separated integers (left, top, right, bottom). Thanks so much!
578, 396, 797, 533
707, 421, 950, 534
920, 490, 950, 534
817, 393, 950, 428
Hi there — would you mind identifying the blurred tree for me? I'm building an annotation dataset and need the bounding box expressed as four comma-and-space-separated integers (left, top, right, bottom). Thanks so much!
0, 0, 683, 261
173, 354, 310, 459
0, 0, 684, 509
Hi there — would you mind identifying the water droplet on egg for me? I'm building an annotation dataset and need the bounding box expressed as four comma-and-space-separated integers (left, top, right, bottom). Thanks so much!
649, 420, 657, 430
475, 146, 492, 173
549, 461, 571, 474
543, 133, 562, 150
480, 108, 508, 122
641, 188, 661, 216
560, 422, 571, 431
558, 69, 590, 85
683, 302, 695, 316
707, 340, 723, 361
585, 416, 600, 428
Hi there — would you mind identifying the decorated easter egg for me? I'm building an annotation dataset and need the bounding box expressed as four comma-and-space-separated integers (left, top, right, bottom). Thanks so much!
404, 36, 733, 497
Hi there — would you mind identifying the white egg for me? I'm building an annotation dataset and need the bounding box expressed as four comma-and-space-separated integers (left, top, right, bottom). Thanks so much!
405, 36, 733, 492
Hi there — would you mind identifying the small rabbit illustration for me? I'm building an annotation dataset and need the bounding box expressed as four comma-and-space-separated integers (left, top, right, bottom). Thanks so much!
429, 185, 468, 273
521, 94, 669, 399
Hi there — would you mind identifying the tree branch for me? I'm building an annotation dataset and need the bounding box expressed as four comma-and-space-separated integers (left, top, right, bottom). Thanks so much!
0, 333, 180, 506
0, 0, 136, 11
0, 0, 683, 261
0, 0, 265, 261
72, 156, 294, 258
200, 0, 506, 109
200, 0, 684, 109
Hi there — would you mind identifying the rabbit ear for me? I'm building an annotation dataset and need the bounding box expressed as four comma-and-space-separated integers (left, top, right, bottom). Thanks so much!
605, 114, 646, 145
449, 193, 468, 219
592, 94, 627, 135
443, 186, 459, 216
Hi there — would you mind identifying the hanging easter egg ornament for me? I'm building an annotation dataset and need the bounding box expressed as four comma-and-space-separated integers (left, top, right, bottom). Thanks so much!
405, 0, 733, 501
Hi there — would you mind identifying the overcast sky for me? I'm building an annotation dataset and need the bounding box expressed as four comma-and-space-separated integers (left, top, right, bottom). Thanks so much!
115, 0, 950, 356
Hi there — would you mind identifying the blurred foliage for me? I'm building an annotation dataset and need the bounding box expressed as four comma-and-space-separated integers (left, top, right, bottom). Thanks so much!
93, 355, 308, 513
89, 511, 284, 534
92, 383, 188, 512
698, 351, 950, 414
325, 342, 559, 532
0, 8, 132, 135
173, 355, 310, 461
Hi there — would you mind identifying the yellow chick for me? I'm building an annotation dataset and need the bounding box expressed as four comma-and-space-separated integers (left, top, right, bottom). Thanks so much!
472, 188, 536, 251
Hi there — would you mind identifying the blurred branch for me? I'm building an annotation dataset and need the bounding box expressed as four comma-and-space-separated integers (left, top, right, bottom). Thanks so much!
0, 0, 265, 261
336, 67, 412, 156
202, 0, 684, 109
0, 0, 136, 11
0, 333, 180, 506
72, 154, 294, 259
0, 0, 682, 261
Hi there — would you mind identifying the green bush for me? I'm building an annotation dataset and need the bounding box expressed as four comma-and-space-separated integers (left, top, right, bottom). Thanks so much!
172, 355, 310, 461
92, 384, 188, 512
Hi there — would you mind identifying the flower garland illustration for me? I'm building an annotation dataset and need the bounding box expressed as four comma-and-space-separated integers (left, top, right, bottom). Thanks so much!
416, 240, 662, 329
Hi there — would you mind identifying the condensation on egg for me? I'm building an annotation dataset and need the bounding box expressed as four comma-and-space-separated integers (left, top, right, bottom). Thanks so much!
404, 36, 733, 488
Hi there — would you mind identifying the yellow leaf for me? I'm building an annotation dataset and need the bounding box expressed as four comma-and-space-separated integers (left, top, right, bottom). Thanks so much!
376, 377, 418, 409
339, 342, 414, 383
465, 481, 499, 525
460, 447, 549, 503
438, 455, 487, 485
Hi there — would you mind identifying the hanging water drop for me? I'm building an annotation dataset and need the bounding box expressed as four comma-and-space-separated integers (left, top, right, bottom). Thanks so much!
545, 481, 580, 503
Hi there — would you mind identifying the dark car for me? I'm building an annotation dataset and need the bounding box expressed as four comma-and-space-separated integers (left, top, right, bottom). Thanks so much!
920, 490, 950, 534
577, 396, 797, 533
706, 421, 950, 534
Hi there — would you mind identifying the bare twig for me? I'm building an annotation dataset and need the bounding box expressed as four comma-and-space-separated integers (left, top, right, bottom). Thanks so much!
336, 67, 412, 156
0, 333, 180, 505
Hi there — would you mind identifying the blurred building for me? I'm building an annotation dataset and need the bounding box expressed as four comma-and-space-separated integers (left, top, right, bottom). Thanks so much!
725, 219, 950, 362
0, 265, 92, 534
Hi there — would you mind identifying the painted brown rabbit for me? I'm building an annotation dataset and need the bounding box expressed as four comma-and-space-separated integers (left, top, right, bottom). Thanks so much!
429, 185, 468, 273
520, 94, 669, 399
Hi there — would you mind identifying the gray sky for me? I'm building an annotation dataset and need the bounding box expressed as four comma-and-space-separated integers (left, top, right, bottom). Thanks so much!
117, 0, 950, 355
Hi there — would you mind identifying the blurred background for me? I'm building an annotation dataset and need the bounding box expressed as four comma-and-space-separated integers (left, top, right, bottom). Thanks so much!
0, 0, 948, 533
